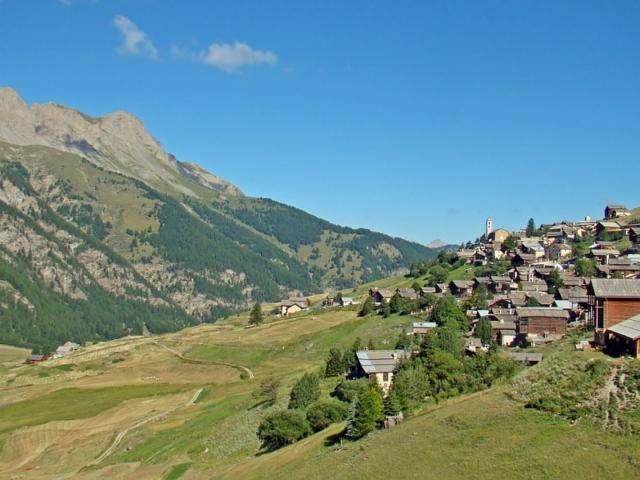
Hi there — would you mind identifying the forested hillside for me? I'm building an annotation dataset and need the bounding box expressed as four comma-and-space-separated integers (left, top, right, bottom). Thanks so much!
0, 134, 437, 349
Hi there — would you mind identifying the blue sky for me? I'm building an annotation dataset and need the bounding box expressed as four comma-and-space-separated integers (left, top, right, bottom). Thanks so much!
1, 0, 639, 244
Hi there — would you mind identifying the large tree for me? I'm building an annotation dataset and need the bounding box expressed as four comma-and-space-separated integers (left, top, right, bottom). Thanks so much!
359, 297, 375, 317
249, 301, 264, 326
324, 347, 346, 377
476, 316, 493, 346
346, 384, 384, 439
547, 269, 565, 294
526, 218, 537, 237
429, 295, 469, 330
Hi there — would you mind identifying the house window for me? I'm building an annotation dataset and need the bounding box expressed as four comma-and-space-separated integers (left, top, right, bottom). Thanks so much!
383, 372, 389, 382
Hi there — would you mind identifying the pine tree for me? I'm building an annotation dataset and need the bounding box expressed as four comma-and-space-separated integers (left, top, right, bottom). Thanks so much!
382, 301, 391, 318
249, 301, 264, 326
383, 387, 401, 416
359, 297, 374, 317
288, 373, 321, 409
389, 293, 403, 314
346, 384, 384, 439
324, 347, 345, 377
526, 218, 537, 237
476, 316, 493, 346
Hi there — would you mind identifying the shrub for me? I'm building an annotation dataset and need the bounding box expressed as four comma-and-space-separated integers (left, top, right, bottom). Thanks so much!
332, 378, 369, 403
306, 400, 348, 432
257, 410, 312, 451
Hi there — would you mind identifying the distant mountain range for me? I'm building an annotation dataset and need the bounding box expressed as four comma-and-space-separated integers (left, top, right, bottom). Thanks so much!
0, 87, 441, 349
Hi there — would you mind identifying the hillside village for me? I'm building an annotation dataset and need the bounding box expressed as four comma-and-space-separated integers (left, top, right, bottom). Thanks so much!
3, 203, 640, 479
253, 203, 640, 448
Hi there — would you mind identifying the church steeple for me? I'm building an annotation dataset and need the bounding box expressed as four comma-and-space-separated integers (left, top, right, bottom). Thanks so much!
485, 217, 493, 237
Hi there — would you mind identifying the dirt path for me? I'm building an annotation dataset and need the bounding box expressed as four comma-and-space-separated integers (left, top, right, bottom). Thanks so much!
154, 341, 255, 379
89, 388, 203, 466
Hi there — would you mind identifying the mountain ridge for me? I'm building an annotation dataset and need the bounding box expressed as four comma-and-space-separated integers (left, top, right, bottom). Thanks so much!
0, 88, 439, 349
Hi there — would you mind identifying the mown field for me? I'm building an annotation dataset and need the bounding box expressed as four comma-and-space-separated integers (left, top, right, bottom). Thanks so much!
0, 304, 638, 480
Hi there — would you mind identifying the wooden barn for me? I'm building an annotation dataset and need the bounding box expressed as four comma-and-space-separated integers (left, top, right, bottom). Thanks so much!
516, 307, 569, 338
588, 279, 640, 346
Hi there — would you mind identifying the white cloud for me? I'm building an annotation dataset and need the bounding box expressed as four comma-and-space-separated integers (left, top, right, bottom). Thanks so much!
113, 15, 158, 60
172, 41, 277, 73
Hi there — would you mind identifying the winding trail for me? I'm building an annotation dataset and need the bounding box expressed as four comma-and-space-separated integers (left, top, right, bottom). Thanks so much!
154, 341, 255, 379
90, 388, 203, 466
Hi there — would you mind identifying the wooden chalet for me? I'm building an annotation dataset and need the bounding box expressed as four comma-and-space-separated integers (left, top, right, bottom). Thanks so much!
589, 249, 621, 265
512, 252, 537, 267
489, 317, 517, 346
448, 280, 474, 297
489, 276, 513, 294
370, 288, 394, 305
516, 307, 569, 338
419, 286, 437, 296
588, 279, 640, 346
395, 288, 418, 300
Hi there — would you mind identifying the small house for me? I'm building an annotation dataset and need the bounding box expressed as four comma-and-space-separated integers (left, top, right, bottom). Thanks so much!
412, 321, 438, 336
339, 297, 354, 307
449, 280, 474, 297
26, 354, 46, 364
355, 350, 411, 394
280, 298, 309, 316
604, 204, 631, 219
369, 288, 393, 305
396, 288, 418, 300
589, 249, 621, 265
546, 243, 572, 261
489, 318, 517, 346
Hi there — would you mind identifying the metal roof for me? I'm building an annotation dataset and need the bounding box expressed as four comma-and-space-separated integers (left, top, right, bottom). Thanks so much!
590, 279, 640, 299
356, 350, 409, 374
516, 307, 569, 319
607, 315, 640, 340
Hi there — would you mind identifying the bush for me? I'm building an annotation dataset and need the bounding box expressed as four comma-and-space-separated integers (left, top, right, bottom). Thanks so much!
257, 410, 312, 451
306, 400, 348, 432
332, 378, 369, 403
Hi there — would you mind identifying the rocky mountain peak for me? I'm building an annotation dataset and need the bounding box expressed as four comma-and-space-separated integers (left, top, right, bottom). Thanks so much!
0, 86, 242, 198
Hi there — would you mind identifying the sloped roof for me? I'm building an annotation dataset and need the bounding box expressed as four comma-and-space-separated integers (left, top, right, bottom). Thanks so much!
451, 280, 474, 289
553, 300, 573, 310
490, 319, 517, 330
591, 249, 621, 256
590, 279, 640, 298
607, 314, 640, 340
356, 350, 410, 374
516, 307, 569, 319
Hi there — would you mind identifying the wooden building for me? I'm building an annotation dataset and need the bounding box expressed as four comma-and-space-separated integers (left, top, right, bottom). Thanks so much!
588, 279, 640, 346
516, 307, 569, 338
605, 314, 640, 358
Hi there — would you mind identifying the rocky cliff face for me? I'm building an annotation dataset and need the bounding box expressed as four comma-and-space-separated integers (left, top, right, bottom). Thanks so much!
0, 87, 241, 197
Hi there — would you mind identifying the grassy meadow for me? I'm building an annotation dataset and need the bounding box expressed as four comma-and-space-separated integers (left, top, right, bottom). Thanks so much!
0, 302, 638, 479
